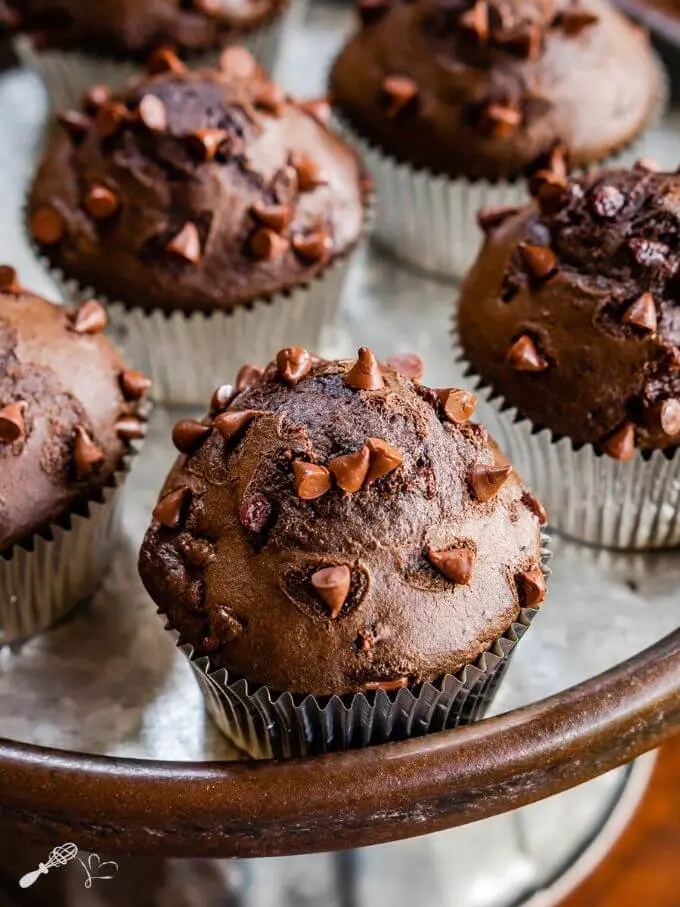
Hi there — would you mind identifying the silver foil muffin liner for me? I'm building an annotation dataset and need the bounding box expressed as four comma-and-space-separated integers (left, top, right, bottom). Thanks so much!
453, 332, 680, 550
332, 63, 668, 283
162, 538, 550, 759
0, 434, 145, 645
13, 14, 288, 112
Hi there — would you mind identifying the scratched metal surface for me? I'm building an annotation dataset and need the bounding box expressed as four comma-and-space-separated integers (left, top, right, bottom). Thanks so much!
0, 4, 678, 904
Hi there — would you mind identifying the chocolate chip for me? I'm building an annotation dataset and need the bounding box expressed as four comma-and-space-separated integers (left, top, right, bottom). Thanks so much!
238, 492, 272, 533
365, 437, 403, 485
115, 415, 146, 442
519, 242, 557, 281
478, 102, 521, 139
178, 535, 216, 568
254, 82, 286, 116
386, 353, 423, 380
459, 0, 488, 43
84, 184, 120, 220
554, 7, 598, 35
439, 388, 477, 423
601, 422, 636, 461
82, 84, 110, 115
329, 445, 371, 493
623, 292, 657, 333
537, 179, 576, 214
528, 169, 567, 200
71, 299, 108, 335
251, 201, 291, 233
94, 101, 128, 138
153, 486, 192, 529
0, 401, 26, 444
276, 346, 313, 385
57, 110, 90, 141
361, 677, 409, 693
30, 205, 64, 245
647, 399, 680, 437
495, 25, 540, 59
166, 222, 202, 263
189, 128, 230, 162
471, 463, 512, 502
291, 230, 333, 262
521, 490, 548, 525
477, 205, 520, 232
172, 419, 212, 454
211, 606, 245, 641
300, 97, 331, 125
591, 185, 625, 220
120, 369, 151, 400
73, 425, 105, 479
507, 335, 549, 372
427, 546, 475, 585
219, 46, 258, 79
358, 0, 391, 25
146, 47, 186, 75
138, 94, 168, 132
250, 227, 289, 261
311, 565, 351, 619
346, 347, 385, 391
290, 152, 327, 192
0, 265, 21, 294
214, 409, 258, 441
515, 567, 546, 606
629, 238, 670, 269
381, 74, 418, 119
210, 383, 236, 412
293, 461, 332, 500
235, 364, 264, 391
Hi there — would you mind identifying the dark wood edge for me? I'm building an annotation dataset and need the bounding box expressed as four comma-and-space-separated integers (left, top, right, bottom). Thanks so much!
0, 628, 679, 858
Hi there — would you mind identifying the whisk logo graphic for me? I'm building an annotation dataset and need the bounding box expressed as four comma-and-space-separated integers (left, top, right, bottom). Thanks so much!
18, 843, 119, 890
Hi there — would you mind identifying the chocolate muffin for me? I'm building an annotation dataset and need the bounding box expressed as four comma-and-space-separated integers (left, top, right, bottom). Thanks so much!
329, 0, 666, 279
457, 162, 680, 549
29, 54, 368, 403
139, 346, 547, 756
0, 267, 150, 641
10, 0, 289, 110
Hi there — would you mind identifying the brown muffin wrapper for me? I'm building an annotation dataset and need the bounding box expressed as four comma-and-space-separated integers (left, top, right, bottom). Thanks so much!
161, 537, 550, 759
452, 329, 680, 551
0, 432, 145, 645
332, 60, 668, 283
13, 13, 288, 112
41, 197, 373, 406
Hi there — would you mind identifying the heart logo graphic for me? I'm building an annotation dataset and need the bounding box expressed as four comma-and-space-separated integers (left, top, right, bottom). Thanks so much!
79, 853, 119, 888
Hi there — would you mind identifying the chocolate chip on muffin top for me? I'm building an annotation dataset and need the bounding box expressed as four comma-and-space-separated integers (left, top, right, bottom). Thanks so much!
139, 347, 546, 695
329, 0, 663, 180
29, 51, 367, 314
458, 162, 680, 458
0, 271, 150, 551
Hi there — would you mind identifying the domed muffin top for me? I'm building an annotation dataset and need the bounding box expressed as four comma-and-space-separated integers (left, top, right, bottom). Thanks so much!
29, 51, 367, 314
329, 0, 662, 180
139, 346, 546, 695
458, 162, 680, 457
7, 0, 286, 56
0, 269, 150, 552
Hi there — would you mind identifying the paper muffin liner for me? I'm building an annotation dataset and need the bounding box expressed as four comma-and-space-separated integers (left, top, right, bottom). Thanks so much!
0, 432, 145, 645
453, 331, 680, 551
161, 537, 550, 759
332, 60, 668, 283
13, 13, 287, 112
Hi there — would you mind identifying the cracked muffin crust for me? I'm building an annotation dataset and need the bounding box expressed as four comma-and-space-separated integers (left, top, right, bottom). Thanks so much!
139, 347, 546, 695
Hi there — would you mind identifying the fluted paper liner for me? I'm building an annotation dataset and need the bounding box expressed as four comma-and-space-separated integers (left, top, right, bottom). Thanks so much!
453, 330, 680, 550
162, 538, 550, 759
14, 15, 287, 112
0, 435, 144, 644
332, 61, 667, 283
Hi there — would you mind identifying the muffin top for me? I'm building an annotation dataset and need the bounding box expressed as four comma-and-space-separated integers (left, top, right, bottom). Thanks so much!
139, 346, 546, 696
329, 0, 662, 180
29, 52, 367, 315
7, 0, 286, 56
0, 269, 150, 552
458, 163, 680, 458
